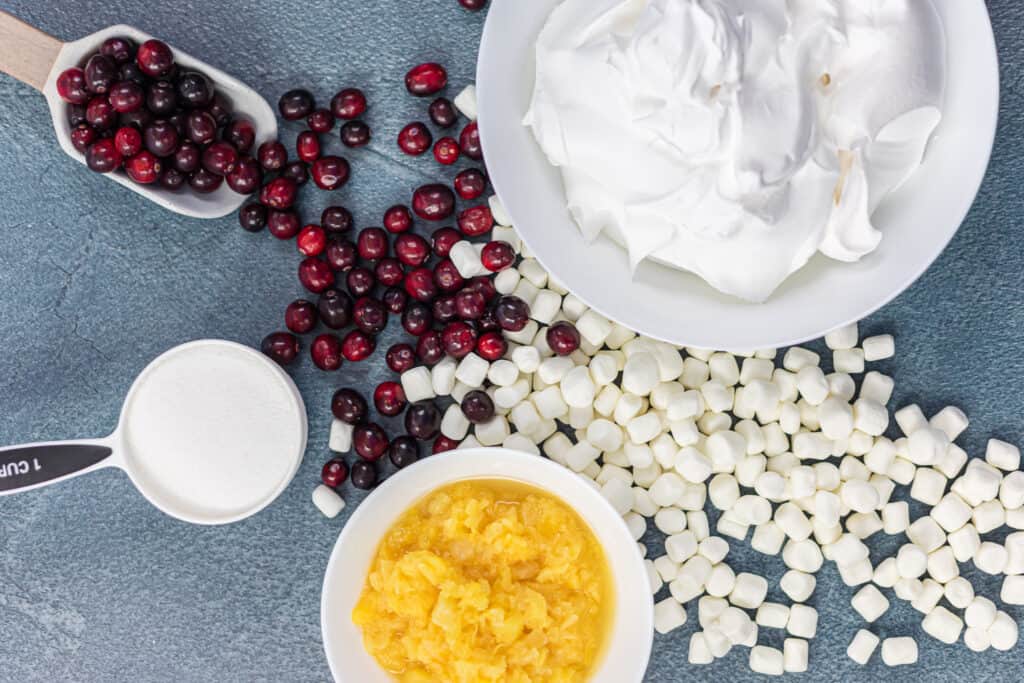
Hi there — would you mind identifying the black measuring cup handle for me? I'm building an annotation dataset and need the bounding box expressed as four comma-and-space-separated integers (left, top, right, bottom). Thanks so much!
0, 440, 113, 494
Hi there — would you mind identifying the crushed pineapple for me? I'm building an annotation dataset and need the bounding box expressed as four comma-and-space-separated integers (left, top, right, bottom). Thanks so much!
352, 479, 613, 683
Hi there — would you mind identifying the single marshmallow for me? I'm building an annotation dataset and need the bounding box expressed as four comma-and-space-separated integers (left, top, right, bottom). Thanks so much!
1001, 471, 1024, 509
881, 637, 918, 666
749, 646, 784, 676
698, 536, 730, 565
964, 627, 991, 653
847, 511, 883, 539
973, 499, 1006, 534
730, 572, 769, 609
927, 546, 959, 584
783, 638, 808, 673
859, 371, 895, 404
718, 605, 755, 645
907, 427, 949, 466
455, 353, 489, 388
965, 596, 997, 630
862, 334, 895, 361
922, 605, 963, 645
896, 544, 927, 579
1001, 575, 1024, 605
649, 472, 687, 507
666, 530, 699, 564
818, 397, 854, 440
825, 323, 858, 350
931, 492, 972, 533
756, 602, 790, 629
601, 478, 634, 516
449, 240, 486, 277
974, 541, 1008, 575
783, 539, 824, 574
872, 558, 899, 588
328, 419, 353, 453
779, 570, 816, 603
786, 604, 818, 639
987, 438, 1021, 471
952, 459, 1003, 506
441, 404, 471, 440
687, 632, 714, 665
532, 386, 569, 420
312, 485, 345, 518
989, 611, 1019, 651
705, 563, 736, 598
564, 441, 600, 472
847, 629, 880, 665
782, 347, 820, 373
622, 352, 661, 397
833, 348, 865, 374
826, 372, 857, 401
851, 584, 889, 622
943, 577, 975, 609
928, 406, 969, 441
503, 433, 539, 454
654, 597, 688, 634
401, 366, 435, 403
894, 404, 928, 437
910, 467, 947, 506
751, 521, 786, 556
948, 524, 981, 563
936, 444, 969, 479
907, 516, 947, 553
529, 289, 561, 324
655, 508, 688, 535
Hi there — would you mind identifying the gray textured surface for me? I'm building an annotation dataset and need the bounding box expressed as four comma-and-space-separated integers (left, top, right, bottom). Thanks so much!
0, 0, 1021, 681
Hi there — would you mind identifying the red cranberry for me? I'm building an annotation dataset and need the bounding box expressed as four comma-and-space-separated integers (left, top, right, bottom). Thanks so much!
383, 205, 413, 234
412, 184, 456, 221
325, 237, 357, 270
173, 141, 201, 172
466, 276, 497, 302
321, 459, 348, 488
342, 330, 376, 361
307, 108, 334, 133
442, 321, 477, 358
268, 210, 301, 239
297, 224, 327, 256
350, 460, 377, 489
86, 139, 122, 173
405, 268, 437, 302
260, 177, 298, 210
461, 390, 495, 423
375, 258, 404, 287
340, 120, 371, 147
388, 436, 419, 469
285, 299, 318, 334
481, 240, 515, 271
428, 97, 457, 128
459, 0, 488, 9
225, 119, 256, 154
203, 141, 239, 175
346, 267, 376, 297
330, 88, 367, 119
282, 161, 310, 186
546, 321, 581, 356
477, 307, 500, 332
296, 130, 321, 163
386, 343, 416, 373
279, 88, 315, 120
454, 168, 487, 200
357, 227, 389, 260
433, 137, 460, 165
458, 205, 494, 236
226, 157, 262, 194
322, 206, 354, 234
459, 121, 482, 160
318, 289, 354, 329
494, 295, 531, 331
117, 61, 147, 86
108, 80, 144, 112
67, 103, 88, 127
311, 156, 350, 190
112, 125, 140, 158
125, 151, 162, 183
374, 381, 407, 417
476, 331, 507, 361
433, 259, 464, 292
136, 39, 174, 77
405, 401, 441, 440
184, 110, 216, 145
332, 388, 368, 424
354, 423, 389, 461
57, 67, 89, 104
402, 303, 433, 336
261, 331, 300, 365
100, 37, 137, 63
70, 124, 97, 153
83, 54, 118, 94
397, 122, 432, 156
311, 333, 343, 371
433, 295, 458, 324
353, 297, 388, 334
395, 233, 431, 267
146, 81, 178, 116
238, 203, 267, 232
431, 227, 461, 257
416, 331, 445, 365
177, 71, 212, 108
86, 96, 117, 130
298, 257, 336, 294
433, 435, 460, 454
143, 120, 179, 157
207, 93, 232, 126
405, 63, 448, 97
383, 287, 409, 313
257, 141, 287, 171
160, 168, 187, 190
455, 289, 487, 319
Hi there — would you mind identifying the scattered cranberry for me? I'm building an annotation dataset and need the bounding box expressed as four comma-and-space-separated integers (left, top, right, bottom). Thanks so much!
297, 224, 327, 256
330, 88, 367, 119
100, 36, 136, 63
405, 63, 448, 97
331, 388, 368, 424
285, 299, 318, 333
260, 177, 298, 210
125, 151, 162, 183
311, 156, 350, 190
296, 130, 321, 163
257, 141, 287, 170
108, 80, 144, 112
325, 237, 358, 270
342, 329, 376, 361
225, 119, 256, 154
383, 287, 408, 313
466, 276, 497, 302
357, 227, 388, 260
459, 121, 482, 160
433, 295, 458, 323
86, 96, 117, 130
354, 423, 389, 461
189, 168, 223, 193
477, 307, 500, 332
402, 303, 433, 336
416, 331, 445, 365
177, 71, 212, 108
57, 67, 89, 104
405, 401, 441, 439
383, 205, 413, 234
433, 259, 464, 292
375, 258, 405, 287
481, 240, 515, 271
455, 289, 487, 319
267, 210, 300, 239
321, 459, 348, 488
350, 460, 377, 489
405, 267, 437, 302
318, 289, 354, 329
431, 227, 461, 257
412, 183, 455, 221
185, 110, 217, 145
322, 206, 354, 234
461, 390, 495, 423
83, 54, 118, 94
353, 297, 388, 334
433, 137, 460, 165
547, 321, 581, 356
70, 124, 97, 153
373, 381, 406, 417
146, 81, 178, 116
476, 331, 507, 361
433, 435, 459, 454
282, 161, 310, 186
494, 295, 530, 331
458, 205, 494, 236
386, 343, 416, 373
173, 141, 201, 172
339, 120, 371, 147
85, 139, 122, 173
453, 168, 487, 200
388, 436, 419, 469
397, 122, 432, 156
226, 157, 262, 194
202, 141, 239, 175
298, 257, 335, 294
278, 88, 315, 120
136, 39, 174, 78
311, 333, 343, 371
346, 266, 376, 297
428, 97, 457, 128
143, 120, 179, 157
395, 233, 431, 267
442, 321, 477, 358
261, 331, 300, 365
307, 108, 334, 133
238, 203, 267, 232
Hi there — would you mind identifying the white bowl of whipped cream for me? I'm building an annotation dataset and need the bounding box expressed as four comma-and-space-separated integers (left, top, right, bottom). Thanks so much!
477, 0, 998, 350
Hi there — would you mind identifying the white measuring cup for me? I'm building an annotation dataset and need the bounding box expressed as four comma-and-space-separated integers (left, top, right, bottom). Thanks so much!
0, 340, 307, 524
0, 11, 278, 219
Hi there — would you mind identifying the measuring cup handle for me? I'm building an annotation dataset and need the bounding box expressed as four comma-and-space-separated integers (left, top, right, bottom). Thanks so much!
0, 10, 63, 92
0, 439, 113, 495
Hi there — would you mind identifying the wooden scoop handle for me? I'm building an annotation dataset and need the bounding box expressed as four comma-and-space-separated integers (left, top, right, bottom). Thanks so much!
0, 10, 63, 91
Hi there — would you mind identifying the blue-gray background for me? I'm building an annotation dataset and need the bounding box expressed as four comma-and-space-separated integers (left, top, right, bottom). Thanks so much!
0, 1, 1021, 681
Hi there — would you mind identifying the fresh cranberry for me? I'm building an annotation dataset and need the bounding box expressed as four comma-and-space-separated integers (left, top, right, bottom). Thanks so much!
278, 88, 315, 120
70, 124, 97, 153
397, 122, 432, 156
466, 276, 497, 302
282, 161, 310, 186
433, 295, 458, 324
298, 257, 336, 294
322, 206, 354, 234
405, 401, 441, 439
454, 168, 487, 200
173, 141, 201, 172
261, 331, 300, 365
350, 460, 377, 489
494, 295, 530, 331
433, 259, 464, 292
455, 289, 487, 319
203, 141, 239, 175
442, 321, 477, 358
386, 343, 416, 373
226, 157, 262, 194
459, 121, 482, 160
405, 268, 437, 302
321, 459, 348, 488
225, 119, 256, 154
189, 168, 223, 193
383, 287, 408, 313
119, 108, 152, 131
356, 227, 388, 260
354, 423, 389, 461
160, 168, 187, 190
85, 139, 122, 173
459, 0, 487, 8
431, 227, 461, 257
143, 120, 179, 157
56, 67, 89, 104
183, 110, 216, 145
405, 63, 448, 97
297, 224, 327, 256
108, 80, 143, 113
167, 112, 187, 137
433, 435, 460, 454
146, 81, 178, 116
395, 233, 431, 267
311, 333, 343, 371
177, 71, 212, 108
84, 54, 118, 94
267, 210, 301, 239
307, 108, 334, 133
311, 156, 350, 190
476, 331, 507, 361
318, 289, 354, 329
331, 388, 367, 424
330, 88, 367, 119
117, 60, 147, 86
481, 240, 515, 271
402, 303, 433, 336
388, 436, 419, 469
375, 258, 404, 287
458, 205, 494, 236
546, 321, 581, 356
296, 130, 321, 163
67, 103, 88, 127
353, 297, 388, 334
433, 137, 460, 165
207, 93, 232, 126
340, 120, 371, 147
342, 329, 376, 361
383, 205, 413, 234
325, 237, 358, 270
136, 39, 174, 78
285, 299, 318, 334
260, 177, 298, 210
100, 37, 137, 63
374, 382, 407, 417
257, 141, 287, 170
428, 97, 457, 128
412, 183, 455, 220
477, 307, 500, 332
346, 267, 376, 297
125, 151, 162, 183
238, 203, 267, 232
416, 331, 445, 365
461, 390, 495, 423
86, 96, 117, 130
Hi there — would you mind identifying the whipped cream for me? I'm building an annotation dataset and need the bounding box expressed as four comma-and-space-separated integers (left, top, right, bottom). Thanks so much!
525, 0, 946, 301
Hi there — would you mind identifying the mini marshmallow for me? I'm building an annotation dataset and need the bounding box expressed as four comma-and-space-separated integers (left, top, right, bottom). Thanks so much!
922, 606, 963, 645
783, 638, 808, 673
528, 289, 561, 324
328, 419, 353, 453
910, 578, 942, 613
780, 570, 816, 602
733, 495, 772, 526
730, 572, 768, 609
509, 401, 541, 434
948, 524, 981, 563
818, 397, 854, 439
709, 474, 740, 511
688, 511, 710, 540
503, 433, 539, 454
440, 404, 471, 440
783, 539, 824, 574
927, 546, 959, 584
952, 459, 1002, 506
873, 558, 899, 588
775, 503, 812, 541
622, 352, 661, 397
907, 427, 949, 466
894, 578, 923, 602
838, 559, 873, 587
705, 563, 736, 597
862, 334, 895, 361
833, 348, 865, 374
401, 366, 435, 403
859, 371, 895, 404
786, 604, 818, 639
718, 605, 755, 645
847, 512, 883, 539
645, 559, 663, 594
936, 444, 969, 479
897, 543, 927, 579
665, 530, 699, 564
756, 602, 791, 629
701, 380, 734, 413
475, 415, 510, 446
749, 646, 784, 676
449, 240, 486, 278
796, 367, 830, 407
512, 279, 539, 307
827, 372, 856, 401
974, 541, 1008, 575
989, 610, 1019, 651
704, 627, 732, 658
1001, 575, 1024, 605
851, 584, 889, 622
560, 366, 596, 408
847, 629, 880, 665
782, 347, 820, 373
965, 596, 997, 631
613, 393, 646, 426
895, 404, 928, 437
987, 438, 1021, 471
601, 478, 634, 516
973, 499, 1005, 534
655, 508, 688, 536
624, 511, 647, 540
626, 412, 662, 444
455, 353, 489, 388
907, 516, 946, 553
910, 467, 947, 506
1001, 471, 1024, 509
931, 492, 972, 532
887, 457, 916, 486
698, 536, 730, 564
688, 632, 714, 665
532, 386, 569, 419
965, 627, 991, 652
564, 441, 600, 472
493, 267, 520, 295
841, 480, 880, 514
654, 597, 688, 634
881, 637, 918, 667
453, 83, 478, 120
312, 485, 345, 518
825, 323, 858, 350
675, 447, 713, 484
511, 344, 541, 374
486, 359, 519, 388
929, 406, 969, 440
792, 432, 833, 461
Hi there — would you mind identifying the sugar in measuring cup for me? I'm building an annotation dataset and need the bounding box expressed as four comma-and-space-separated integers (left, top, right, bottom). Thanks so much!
0, 340, 306, 524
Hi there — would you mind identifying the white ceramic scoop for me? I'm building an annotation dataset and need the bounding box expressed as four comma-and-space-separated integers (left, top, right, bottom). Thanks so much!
0, 11, 278, 219
0, 340, 307, 525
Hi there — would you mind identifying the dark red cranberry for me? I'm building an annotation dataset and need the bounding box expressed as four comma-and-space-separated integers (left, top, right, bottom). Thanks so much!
145, 81, 178, 115
100, 37, 136, 63
307, 108, 334, 133
321, 459, 348, 488
224, 119, 256, 154
202, 141, 238, 175
354, 423, 389, 461
322, 206, 354, 234
388, 436, 419, 469
285, 299, 318, 333
454, 168, 487, 200
494, 295, 531, 332
455, 289, 487, 320
318, 289, 354, 329
226, 156, 262, 194
342, 330, 376, 361
297, 224, 327, 256
459, 0, 487, 9
357, 227, 388, 260
350, 460, 377, 489
173, 141, 201, 172
481, 240, 515, 271
397, 122, 432, 156
433, 137, 460, 165
433, 259, 464, 292
428, 97, 457, 128
136, 39, 174, 78
466, 276, 497, 302
383, 287, 409, 314
267, 210, 301, 239
340, 120, 371, 147
353, 297, 388, 334
260, 177, 297, 210
325, 237, 358, 270
311, 156, 350, 190
461, 390, 495, 423
433, 435, 460, 453
386, 343, 416, 373
207, 92, 232, 126
332, 388, 368, 424
189, 168, 224, 193
160, 167, 187, 189
299, 257, 336, 294
383, 205, 413, 234
125, 151, 162, 183
143, 120, 179, 157
402, 303, 433, 336
117, 62, 147, 86
177, 71, 212, 108
476, 331, 507, 361
412, 183, 455, 220
416, 331, 445, 365
278, 88, 315, 120
405, 401, 441, 440
431, 227, 461, 257
331, 88, 367, 119
238, 203, 267, 232
546, 321, 581, 356
405, 267, 437, 302
107, 80, 143, 113
433, 295, 458, 324
405, 63, 448, 97
375, 258, 405, 287
311, 333, 344, 371
183, 110, 216, 145
477, 307, 500, 332
67, 103, 88, 127
56, 67, 89, 104
442, 321, 477, 358
395, 233, 431, 267
84, 54, 118, 94
459, 121, 482, 160
346, 267, 376, 297
282, 161, 309, 186
261, 331, 300, 365
458, 205, 494, 236
257, 141, 287, 171
70, 124, 97, 153
374, 381, 407, 417
118, 108, 152, 130
296, 130, 321, 163
86, 96, 117, 130
85, 139, 122, 173
113, 126, 142, 157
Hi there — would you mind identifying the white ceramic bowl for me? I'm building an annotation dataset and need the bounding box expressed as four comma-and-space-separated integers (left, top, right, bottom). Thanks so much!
321, 448, 653, 683
476, 0, 999, 350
